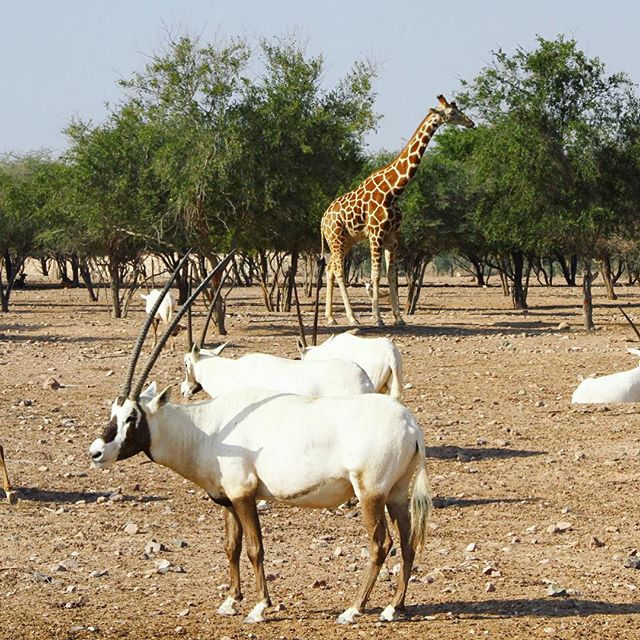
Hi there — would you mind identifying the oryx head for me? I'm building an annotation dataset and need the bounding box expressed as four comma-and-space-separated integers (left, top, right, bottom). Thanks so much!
89, 383, 172, 468
181, 342, 228, 398
433, 95, 475, 129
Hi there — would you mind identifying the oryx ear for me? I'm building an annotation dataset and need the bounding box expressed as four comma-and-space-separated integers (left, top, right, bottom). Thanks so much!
141, 381, 157, 398
147, 385, 172, 414
190, 344, 201, 361
211, 341, 229, 356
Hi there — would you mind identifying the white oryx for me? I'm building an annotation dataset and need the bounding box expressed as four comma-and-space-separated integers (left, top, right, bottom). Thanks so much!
571, 348, 640, 403
89, 258, 433, 625
180, 343, 375, 399
298, 332, 404, 400
141, 288, 182, 350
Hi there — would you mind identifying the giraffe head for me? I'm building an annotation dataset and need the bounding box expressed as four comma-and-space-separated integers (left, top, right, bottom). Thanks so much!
434, 95, 475, 128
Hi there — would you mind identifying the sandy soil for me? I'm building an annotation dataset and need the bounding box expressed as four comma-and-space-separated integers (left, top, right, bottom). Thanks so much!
2, 277, 640, 640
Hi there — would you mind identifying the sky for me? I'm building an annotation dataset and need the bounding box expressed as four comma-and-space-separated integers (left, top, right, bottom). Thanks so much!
1, 0, 639, 156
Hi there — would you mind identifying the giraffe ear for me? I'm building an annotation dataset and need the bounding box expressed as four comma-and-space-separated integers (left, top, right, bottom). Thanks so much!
437, 94, 449, 108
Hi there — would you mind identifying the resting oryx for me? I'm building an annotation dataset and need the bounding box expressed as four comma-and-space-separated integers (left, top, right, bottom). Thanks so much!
180, 343, 375, 399
89, 257, 433, 625
571, 348, 640, 403
297, 332, 404, 400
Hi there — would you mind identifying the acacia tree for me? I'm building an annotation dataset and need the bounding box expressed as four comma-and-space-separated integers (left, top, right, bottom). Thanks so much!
0, 156, 50, 311
460, 35, 640, 320
66, 104, 166, 318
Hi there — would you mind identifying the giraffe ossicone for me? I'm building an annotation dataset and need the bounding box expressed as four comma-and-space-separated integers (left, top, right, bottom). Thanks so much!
321, 94, 475, 327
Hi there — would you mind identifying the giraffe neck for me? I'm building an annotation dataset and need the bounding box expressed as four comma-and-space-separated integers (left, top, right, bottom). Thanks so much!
380, 110, 444, 196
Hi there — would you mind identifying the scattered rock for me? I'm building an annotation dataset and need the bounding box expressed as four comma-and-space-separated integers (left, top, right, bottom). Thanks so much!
145, 539, 164, 555
556, 322, 570, 332
546, 583, 567, 597
256, 500, 270, 513
590, 536, 605, 548
485, 581, 496, 592
42, 377, 61, 390
89, 569, 109, 578
465, 543, 478, 553
624, 556, 640, 570
155, 559, 172, 574
482, 563, 501, 577
333, 546, 343, 557
378, 567, 390, 582
123, 522, 139, 535
173, 539, 188, 549
547, 522, 572, 534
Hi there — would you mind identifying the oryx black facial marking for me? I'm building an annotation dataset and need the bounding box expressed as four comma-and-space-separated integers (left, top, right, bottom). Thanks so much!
97, 399, 153, 462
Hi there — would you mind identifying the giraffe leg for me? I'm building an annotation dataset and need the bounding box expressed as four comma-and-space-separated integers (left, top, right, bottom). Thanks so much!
385, 249, 405, 327
330, 254, 358, 326
325, 264, 337, 325
0, 445, 16, 504
370, 242, 384, 327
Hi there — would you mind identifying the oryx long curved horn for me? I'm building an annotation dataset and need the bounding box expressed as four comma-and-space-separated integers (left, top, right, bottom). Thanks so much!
131, 250, 236, 399
186, 261, 194, 351
198, 268, 232, 348
619, 306, 640, 341
120, 250, 192, 398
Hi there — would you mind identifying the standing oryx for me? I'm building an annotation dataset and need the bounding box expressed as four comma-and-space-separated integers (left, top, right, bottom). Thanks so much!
89, 255, 432, 624
141, 289, 183, 351
180, 343, 375, 399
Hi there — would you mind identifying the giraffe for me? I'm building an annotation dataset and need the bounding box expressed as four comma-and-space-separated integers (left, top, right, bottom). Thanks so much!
321, 95, 475, 327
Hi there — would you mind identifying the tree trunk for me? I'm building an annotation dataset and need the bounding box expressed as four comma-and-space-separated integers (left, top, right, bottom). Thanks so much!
70, 254, 81, 287
468, 254, 486, 287
599, 255, 617, 300
39, 256, 50, 276
511, 250, 528, 309
556, 253, 577, 286
79, 258, 98, 302
582, 259, 595, 330
406, 258, 428, 315
108, 255, 122, 319
284, 250, 299, 313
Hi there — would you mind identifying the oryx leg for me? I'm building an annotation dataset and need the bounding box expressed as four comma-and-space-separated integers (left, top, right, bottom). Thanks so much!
385, 248, 405, 327
337, 494, 392, 624
217, 506, 244, 616
380, 500, 414, 621
151, 318, 159, 348
231, 496, 271, 623
0, 445, 15, 504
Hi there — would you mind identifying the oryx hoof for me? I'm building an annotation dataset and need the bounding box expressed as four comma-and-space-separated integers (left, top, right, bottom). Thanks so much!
243, 600, 268, 623
394, 318, 406, 328
217, 596, 240, 616
380, 604, 398, 622
5, 490, 17, 505
336, 606, 361, 624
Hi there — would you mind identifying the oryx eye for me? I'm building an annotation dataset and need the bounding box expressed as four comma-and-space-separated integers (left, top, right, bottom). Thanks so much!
125, 415, 136, 425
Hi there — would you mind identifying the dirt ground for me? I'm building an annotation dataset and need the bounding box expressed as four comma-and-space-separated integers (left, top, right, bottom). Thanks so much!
2, 275, 640, 640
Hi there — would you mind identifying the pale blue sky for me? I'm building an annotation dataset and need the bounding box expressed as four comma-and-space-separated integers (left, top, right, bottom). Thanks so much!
1, 0, 638, 155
